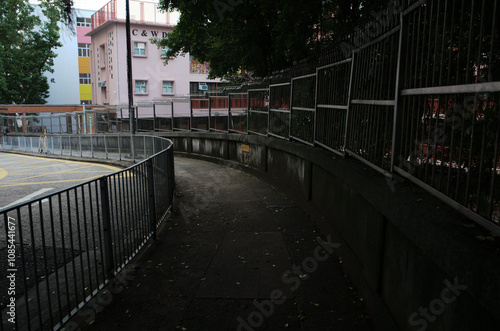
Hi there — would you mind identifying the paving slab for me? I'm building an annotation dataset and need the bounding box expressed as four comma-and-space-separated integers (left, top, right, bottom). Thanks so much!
65, 155, 373, 330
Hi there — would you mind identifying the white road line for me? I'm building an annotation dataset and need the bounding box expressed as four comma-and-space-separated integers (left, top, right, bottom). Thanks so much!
1, 188, 54, 209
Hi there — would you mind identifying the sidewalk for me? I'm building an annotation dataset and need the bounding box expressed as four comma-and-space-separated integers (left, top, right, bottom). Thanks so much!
66, 155, 373, 330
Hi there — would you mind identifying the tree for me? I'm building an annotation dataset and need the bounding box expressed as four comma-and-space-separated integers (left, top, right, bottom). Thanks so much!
0, 0, 73, 104
153, 0, 391, 79
154, 0, 388, 79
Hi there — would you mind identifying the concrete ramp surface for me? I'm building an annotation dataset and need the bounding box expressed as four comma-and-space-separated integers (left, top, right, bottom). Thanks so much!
65, 156, 373, 330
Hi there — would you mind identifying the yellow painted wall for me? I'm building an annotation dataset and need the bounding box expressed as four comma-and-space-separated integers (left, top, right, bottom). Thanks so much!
78, 57, 90, 73
79, 84, 92, 101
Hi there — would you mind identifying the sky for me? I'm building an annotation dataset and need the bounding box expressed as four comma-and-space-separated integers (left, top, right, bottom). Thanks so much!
29, 1, 179, 22
30, 0, 162, 11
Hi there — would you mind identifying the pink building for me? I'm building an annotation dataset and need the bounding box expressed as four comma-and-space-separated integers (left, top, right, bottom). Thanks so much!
87, 0, 221, 106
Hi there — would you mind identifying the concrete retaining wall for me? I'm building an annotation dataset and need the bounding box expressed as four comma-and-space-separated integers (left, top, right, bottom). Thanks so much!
163, 132, 500, 331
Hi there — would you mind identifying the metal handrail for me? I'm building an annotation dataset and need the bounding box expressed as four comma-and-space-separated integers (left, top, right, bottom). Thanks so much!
0, 134, 175, 330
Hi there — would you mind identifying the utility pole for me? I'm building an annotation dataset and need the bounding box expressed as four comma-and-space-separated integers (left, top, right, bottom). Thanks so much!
126, 0, 135, 135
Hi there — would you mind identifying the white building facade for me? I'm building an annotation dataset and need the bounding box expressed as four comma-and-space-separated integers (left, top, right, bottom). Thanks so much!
87, 0, 221, 106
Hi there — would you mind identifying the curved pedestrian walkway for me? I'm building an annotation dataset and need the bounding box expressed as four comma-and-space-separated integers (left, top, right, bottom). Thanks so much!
66, 155, 373, 330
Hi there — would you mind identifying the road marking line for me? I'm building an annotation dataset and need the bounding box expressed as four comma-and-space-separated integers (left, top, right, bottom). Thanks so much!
1, 188, 54, 209
0, 164, 119, 184
0, 168, 7, 180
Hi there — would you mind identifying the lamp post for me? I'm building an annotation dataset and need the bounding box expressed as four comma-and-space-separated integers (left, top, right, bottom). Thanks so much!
126, 0, 135, 135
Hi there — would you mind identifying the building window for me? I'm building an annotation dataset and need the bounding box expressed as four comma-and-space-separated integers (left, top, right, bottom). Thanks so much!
79, 73, 91, 84
161, 46, 169, 58
76, 17, 92, 27
135, 80, 147, 94
134, 42, 146, 56
78, 43, 90, 57
162, 81, 174, 94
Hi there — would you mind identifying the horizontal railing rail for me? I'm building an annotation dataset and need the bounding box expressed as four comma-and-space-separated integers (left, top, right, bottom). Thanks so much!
0, 134, 175, 330
1, 1, 497, 235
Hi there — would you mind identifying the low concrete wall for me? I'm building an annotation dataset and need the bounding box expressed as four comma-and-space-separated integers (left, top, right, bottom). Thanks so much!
163, 132, 500, 331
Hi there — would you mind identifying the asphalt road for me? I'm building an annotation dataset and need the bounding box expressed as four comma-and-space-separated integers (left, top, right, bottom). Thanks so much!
0, 152, 122, 210
0, 152, 127, 326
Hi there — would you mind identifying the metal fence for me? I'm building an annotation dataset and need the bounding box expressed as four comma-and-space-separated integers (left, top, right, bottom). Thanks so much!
0, 0, 498, 235
177, 0, 499, 236
0, 135, 175, 330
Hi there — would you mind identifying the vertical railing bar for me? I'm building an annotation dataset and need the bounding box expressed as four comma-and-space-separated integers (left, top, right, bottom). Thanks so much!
65, 189, 80, 306
438, 0, 449, 87
190, 99, 193, 132
16, 208, 32, 331
132, 166, 143, 247
391, 12, 405, 172
464, 0, 475, 82
147, 159, 157, 240
208, 97, 212, 132
91, 135, 94, 158
126, 166, 137, 253
131, 163, 142, 246
116, 171, 128, 261
134, 164, 145, 244
475, 98, 488, 215
79, 135, 82, 157
93, 180, 106, 283
454, 95, 467, 201
446, 0, 457, 85
423, 93, 433, 184
110, 173, 122, 267
38, 200, 55, 329
487, 0, 497, 79
373, 44, 383, 163
73, 186, 87, 300
464, 96, 479, 207
475, 0, 486, 83
105, 134, 108, 159
455, 0, 465, 85
141, 161, 150, 237
87, 181, 101, 287
48, 196, 64, 323
344, 51, 356, 154
99, 176, 114, 279
423, 1, 434, 88
431, 94, 440, 187
139, 162, 148, 239
171, 102, 175, 132
57, 193, 71, 317
80, 185, 93, 300
445, 93, 457, 196
27, 204, 44, 330
487, 104, 500, 220
430, 0, 441, 88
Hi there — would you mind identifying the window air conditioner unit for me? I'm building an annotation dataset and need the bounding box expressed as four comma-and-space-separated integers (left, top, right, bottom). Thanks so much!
198, 83, 208, 91
98, 81, 107, 87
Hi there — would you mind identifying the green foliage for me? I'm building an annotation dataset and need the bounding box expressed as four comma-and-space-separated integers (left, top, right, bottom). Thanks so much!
154, 0, 388, 79
0, 0, 72, 104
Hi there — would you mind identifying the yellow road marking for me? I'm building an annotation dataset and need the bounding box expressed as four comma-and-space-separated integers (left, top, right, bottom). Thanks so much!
0, 168, 7, 180
0, 154, 125, 187
0, 177, 109, 187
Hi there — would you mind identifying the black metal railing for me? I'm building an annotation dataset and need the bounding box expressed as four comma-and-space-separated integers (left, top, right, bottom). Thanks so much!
0, 135, 175, 330
1, 0, 498, 234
